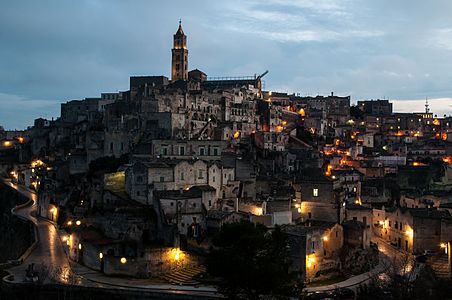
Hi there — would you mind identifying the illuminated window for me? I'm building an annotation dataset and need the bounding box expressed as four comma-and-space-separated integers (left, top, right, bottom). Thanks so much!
313, 188, 319, 197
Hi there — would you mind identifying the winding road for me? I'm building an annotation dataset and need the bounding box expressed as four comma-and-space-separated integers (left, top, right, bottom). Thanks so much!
2, 178, 221, 298
4, 179, 73, 283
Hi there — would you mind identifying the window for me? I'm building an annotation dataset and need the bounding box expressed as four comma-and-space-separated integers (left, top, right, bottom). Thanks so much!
313, 188, 319, 197
198, 170, 204, 179
180, 172, 184, 180
170, 202, 174, 206
199, 147, 205, 156
137, 176, 143, 183
213, 148, 218, 156
160, 176, 164, 182
179, 146, 185, 156
212, 176, 215, 182
208, 200, 212, 207
136, 191, 140, 196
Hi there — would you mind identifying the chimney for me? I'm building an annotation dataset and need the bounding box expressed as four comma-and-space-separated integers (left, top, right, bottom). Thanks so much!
331, 92, 334, 97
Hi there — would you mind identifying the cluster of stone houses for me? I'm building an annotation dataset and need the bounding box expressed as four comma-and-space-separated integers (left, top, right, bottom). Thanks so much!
2, 23, 452, 282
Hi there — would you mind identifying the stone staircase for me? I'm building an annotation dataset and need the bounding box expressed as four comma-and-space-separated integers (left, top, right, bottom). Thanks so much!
161, 265, 206, 285
427, 254, 450, 279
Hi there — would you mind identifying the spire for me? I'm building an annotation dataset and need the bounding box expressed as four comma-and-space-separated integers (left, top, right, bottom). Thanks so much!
176, 19, 184, 36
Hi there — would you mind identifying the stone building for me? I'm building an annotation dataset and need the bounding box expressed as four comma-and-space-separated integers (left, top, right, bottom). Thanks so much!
377, 207, 452, 254
171, 21, 188, 81
357, 99, 393, 116
284, 223, 343, 282
155, 186, 216, 237
294, 170, 345, 223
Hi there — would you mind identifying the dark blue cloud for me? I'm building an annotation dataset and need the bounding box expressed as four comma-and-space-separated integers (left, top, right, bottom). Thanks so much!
1, 0, 452, 129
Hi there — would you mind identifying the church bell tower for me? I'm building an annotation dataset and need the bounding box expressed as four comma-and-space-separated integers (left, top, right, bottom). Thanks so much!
171, 20, 188, 81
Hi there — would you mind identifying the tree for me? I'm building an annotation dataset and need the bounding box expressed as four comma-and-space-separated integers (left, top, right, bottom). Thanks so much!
206, 222, 302, 299
357, 253, 452, 300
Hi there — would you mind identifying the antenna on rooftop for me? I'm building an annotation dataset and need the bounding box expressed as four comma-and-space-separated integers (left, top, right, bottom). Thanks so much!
425, 97, 430, 114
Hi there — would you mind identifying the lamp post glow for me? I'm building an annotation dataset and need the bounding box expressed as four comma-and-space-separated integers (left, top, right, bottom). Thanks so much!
76, 220, 81, 226
99, 253, 103, 259
120, 257, 127, 264
171, 248, 185, 263
307, 255, 315, 269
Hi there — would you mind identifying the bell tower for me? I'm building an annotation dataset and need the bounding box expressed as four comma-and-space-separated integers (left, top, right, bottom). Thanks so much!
171, 20, 188, 81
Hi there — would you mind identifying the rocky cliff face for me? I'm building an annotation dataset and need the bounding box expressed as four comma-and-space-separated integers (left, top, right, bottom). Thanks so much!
0, 183, 33, 262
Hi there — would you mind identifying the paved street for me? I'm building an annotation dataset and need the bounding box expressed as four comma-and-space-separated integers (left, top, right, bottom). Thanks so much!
2, 179, 221, 298
3, 179, 73, 284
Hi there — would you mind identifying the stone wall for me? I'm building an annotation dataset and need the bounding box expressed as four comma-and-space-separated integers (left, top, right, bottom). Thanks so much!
93, 247, 200, 278
300, 201, 339, 223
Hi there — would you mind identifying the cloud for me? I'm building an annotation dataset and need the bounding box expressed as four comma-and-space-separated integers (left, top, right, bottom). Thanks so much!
1, 1, 452, 128
428, 28, 452, 51
392, 98, 452, 117
0, 93, 59, 129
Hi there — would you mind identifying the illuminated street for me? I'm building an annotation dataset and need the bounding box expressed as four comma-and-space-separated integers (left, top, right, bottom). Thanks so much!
2, 178, 220, 297
3, 179, 73, 284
